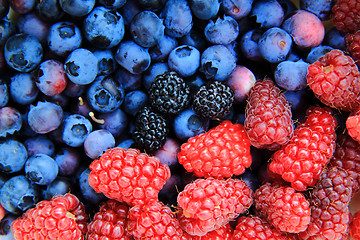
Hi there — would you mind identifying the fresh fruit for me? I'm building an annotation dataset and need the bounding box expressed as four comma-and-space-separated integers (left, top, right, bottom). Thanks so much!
346, 106, 360, 144
332, 0, 360, 34
350, 210, 360, 240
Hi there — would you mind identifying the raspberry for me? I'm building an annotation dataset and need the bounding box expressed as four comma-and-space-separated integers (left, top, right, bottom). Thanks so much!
269, 106, 337, 191
346, 106, 360, 143
345, 31, 360, 67
178, 120, 252, 179
306, 49, 360, 111
329, 132, 360, 193
245, 78, 294, 151
254, 183, 311, 233
182, 224, 233, 240
87, 199, 131, 240
299, 167, 354, 240
88, 147, 171, 206
11, 193, 88, 240
332, 0, 360, 34
126, 200, 183, 239
177, 178, 253, 236
350, 210, 360, 240
232, 215, 287, 240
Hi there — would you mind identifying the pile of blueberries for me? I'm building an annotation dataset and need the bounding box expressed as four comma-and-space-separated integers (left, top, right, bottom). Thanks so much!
0, 0, 347, 237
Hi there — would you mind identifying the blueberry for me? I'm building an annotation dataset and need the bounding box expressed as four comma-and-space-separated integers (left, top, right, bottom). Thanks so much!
83, 129, 115, 159
93, 49, 116, 76
115, 40, 151, 74
306, 45, 334, 64
0, 107, 22, 138
78, 168, 106, 205
277, 0, 298, 17
119, 0, 142, 26
222, 0, 253, 19
27, 101, 63, 134
83, 6, 125, 49
54, 147, 80, 176
0, 139, 27, 173
149, 34, 178, 62
99, 0, 126, 9
16, 13, 50, 43
153, 137, 180, 168
250, 0, 284, 29
274, 59, 309, 91
10, 73, 38, 105
160, 0, 193, 38
0, 17, 15, 47
186, 74, 206, 94
59, 0, 95, 17
226, 65, 256, 103
136, 0, 166, 11
122, 90, 149, 116
179, 28, 208, 53
117, 138, 136, 149
173, 108, 209, 141
35, 59, 68, 97
300, 0, 333, 20
239, 29, 264, 62
64, 48, 98, 85
258, 27, 292, 63
36, 0, 64, 21
189, 0, 220, 20
237, 169, 260, 193
42, 177, 71, 200
143, 62, 169, 90
47, 21, 82, 57
62, 114, 93, 147
0, 79, 8, 107
87, 75, 125, 113
324, 27, 346, 51
168, 45, 200, 77
0, 214, 16, 237
63, 81, 86, 98
114, 67, 142, 92
24, 135, 55, 157
4, 33, 43, 72
200, 44, 237, 81
25, 154, 59, 185
0, 175, 40, 214
96, 109, 128, 137
130, 10, 165, 48
9, 0, 36, 14
204, 16, 239, 45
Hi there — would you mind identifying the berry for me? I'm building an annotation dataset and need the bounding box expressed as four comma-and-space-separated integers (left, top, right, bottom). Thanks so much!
88, 147, 171, 206
127, 200, 183, 239
193, 81, 234, 120
350, 210, 360, 240
204, 16, 239, 45
245, 79, 294, 150
96, 109, 129, 138
182, 223, 233, 240
306, 45, 334, 64
254, 183, 311, 233
345, 30, 360, 67
87, 199, 131, 240
324, 27, 346, 51
122, 90, 149, 116
25, 154, 59, 186
83, 129, 115, 159
168, 45, 201, 77
250, 0, 284, 29
132, 106, 169, 152
149, 35, 178, 62
24, 135, 55, 157
62, 114, 93, 148
177, 177, 253, 236
332, 0, 360, 34
274, 59, 309, 91
93, 49, 116, 76
42, 177, 71, 200
239, 29, 264, 62
0, 106, 22, 137
306, 49, 360, 111
11, 193, 89, 240
16, 12, 49, 43
59, 0, 95, 17
78, 168, 107, 206
149, 71, 191, 115
346, 106, 360, 143
300, 0, 334, 20
27, 101, 63, 134
232, 215, 287, 240
0, 139, 28, 173
299, 167, 354, 240
222, 0, 253, 19
178, 120, 252, 179
9, 73, 39, 105
269, 107, 337, 191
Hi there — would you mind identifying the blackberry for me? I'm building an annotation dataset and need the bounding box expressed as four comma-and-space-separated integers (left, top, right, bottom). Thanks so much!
193, 81, 234, 120
149, 71, 191, 114
132, 106, 168, 152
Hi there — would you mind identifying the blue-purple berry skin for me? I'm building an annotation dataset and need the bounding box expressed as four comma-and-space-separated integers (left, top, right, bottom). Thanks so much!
237, 169, 260, 193
10, 73, 38, 105
62, 114, 93, 147
258, 27, 292, 63
117, 139, 136, 149
240, 29, 264, 62
300, 0, 334, 20
277, 0, 298, 16
4, 33, 43, 73
200, 44, 237, 81
153, 137, 180, 169
83, 129, 115, 159
0, 214, 17, 238
250, 0, 284, 29
93, 49, 116, 76
16, 13, 50, 43
0, 18, 15, 47
119, 0, 142, 26
173, 108, 209, 141
64, 81, 86, 98
179, 28, 208, 53
65, 48, 98, 85
306, 45, 334, 64
222, 0, 253, 19
54, 147, 80, 176
83, 6, 125, 49
78, 168, 107, 205
324, 27, 346, 51
47, 21, 82, 57
114, 67, 142, 92
115, 40, 151, 74
97, 109, 128, 137
25, 154, 59, 186
27, 101, 63, 134
274, 59, 309, 91
189, 0, 220, 20
204, 16, 239, 45
226, 65, 256, 103
0, 79, 8, 107
0, 139, 27, 173
42, 177, 71, 200
143, 62, 169, 90
36, 0, 64, 21
122, 90, 149, 116
168, 45, 200, 77
0, 107, 22, 138
130, 10, 164, 48
160, 0, 193, 38
59, 0, 95, 17
149, 34, 178, 62
24, 135, 55, 157
0, 175, 40, 214
99, 0, 126, 9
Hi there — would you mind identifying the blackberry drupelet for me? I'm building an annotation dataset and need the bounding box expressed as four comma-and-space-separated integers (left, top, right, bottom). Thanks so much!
149, 71, 191, 115
132, 106, 168, 152
193, 81, 234, 120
